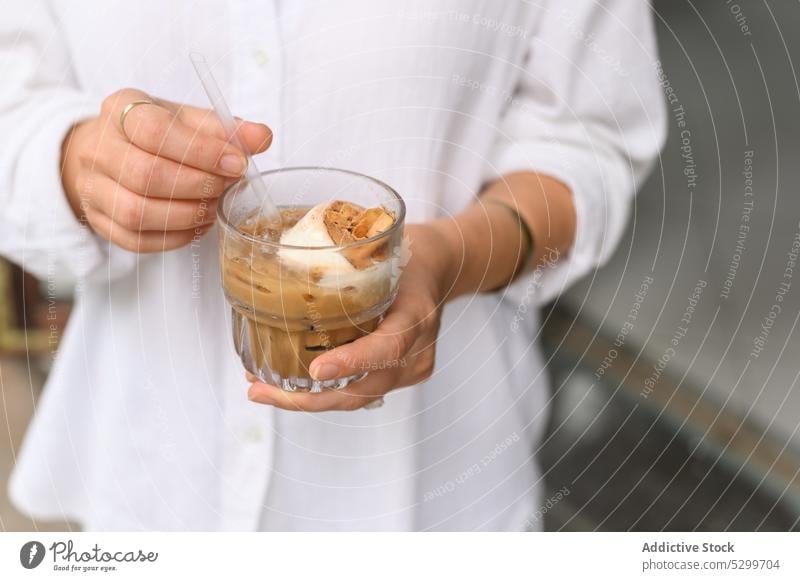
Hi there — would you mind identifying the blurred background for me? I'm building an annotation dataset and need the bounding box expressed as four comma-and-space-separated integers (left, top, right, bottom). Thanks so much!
539, 0, 800, 530
2, 0, 799, 531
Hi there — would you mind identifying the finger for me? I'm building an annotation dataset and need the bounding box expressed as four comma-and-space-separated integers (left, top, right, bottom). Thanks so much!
101, 140, 229, 200
88, 176, 217, 231
103, 89, 270, 171
85, 206, 212, 253
153, 98, 272, 155
172, 104, 273, 155
120, 101, 249, 177
308, 307, 419, 381
248, 371, 396, 412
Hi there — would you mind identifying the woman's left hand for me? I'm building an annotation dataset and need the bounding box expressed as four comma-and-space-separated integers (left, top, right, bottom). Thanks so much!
247, 223, 455, 411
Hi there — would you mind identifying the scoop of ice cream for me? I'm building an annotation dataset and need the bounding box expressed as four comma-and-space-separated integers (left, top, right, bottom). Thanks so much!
279, 202, 355, 273
278, 200, 395, 280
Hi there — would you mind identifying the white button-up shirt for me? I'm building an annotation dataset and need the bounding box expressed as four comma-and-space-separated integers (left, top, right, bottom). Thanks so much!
0, 0, 665, 530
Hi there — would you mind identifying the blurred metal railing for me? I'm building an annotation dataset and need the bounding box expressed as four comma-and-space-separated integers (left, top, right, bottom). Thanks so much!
540, 306, 800, 531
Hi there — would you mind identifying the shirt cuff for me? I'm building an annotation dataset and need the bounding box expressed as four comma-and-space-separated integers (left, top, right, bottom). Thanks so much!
485, 139, 633, 309
4, 93, 135, 283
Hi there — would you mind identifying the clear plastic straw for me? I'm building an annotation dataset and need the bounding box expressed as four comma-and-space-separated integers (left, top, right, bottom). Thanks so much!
190, 52, 281, 226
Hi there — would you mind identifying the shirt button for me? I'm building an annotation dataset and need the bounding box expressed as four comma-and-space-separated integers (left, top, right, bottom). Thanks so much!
244, 426, 263, 443
252, 49, 269, 68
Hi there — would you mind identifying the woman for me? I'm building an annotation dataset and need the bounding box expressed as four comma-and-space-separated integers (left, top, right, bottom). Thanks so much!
1, 1, 665, 530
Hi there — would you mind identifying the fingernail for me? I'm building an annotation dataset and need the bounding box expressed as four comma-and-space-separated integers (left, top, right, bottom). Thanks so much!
219, 154, 245, 175
311, 362, 341, 381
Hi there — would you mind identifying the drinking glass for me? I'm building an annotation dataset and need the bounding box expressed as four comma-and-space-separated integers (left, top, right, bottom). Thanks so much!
217, 167, 405, 392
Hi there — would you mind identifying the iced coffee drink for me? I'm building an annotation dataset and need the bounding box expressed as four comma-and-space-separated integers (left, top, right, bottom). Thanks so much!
217, 167, 405, 392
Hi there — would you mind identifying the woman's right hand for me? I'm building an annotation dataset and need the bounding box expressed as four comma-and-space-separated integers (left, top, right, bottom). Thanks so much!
60, 88, 272, 253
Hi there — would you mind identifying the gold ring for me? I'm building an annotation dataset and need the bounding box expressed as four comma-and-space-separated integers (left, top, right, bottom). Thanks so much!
119, 99, 155, 142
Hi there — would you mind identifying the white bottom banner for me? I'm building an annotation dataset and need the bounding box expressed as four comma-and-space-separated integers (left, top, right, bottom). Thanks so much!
0, 532, 797, 580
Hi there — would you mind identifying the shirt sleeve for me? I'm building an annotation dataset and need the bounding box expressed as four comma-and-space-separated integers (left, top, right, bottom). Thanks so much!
485, 0, 667, 306
0, 1, 136, 284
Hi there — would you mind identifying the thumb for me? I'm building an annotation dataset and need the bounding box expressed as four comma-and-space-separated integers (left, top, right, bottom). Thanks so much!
309, 308, 418, 381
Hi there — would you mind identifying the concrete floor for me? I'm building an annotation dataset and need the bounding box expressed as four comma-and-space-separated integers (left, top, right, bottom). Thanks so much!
540, 311, 800, 531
